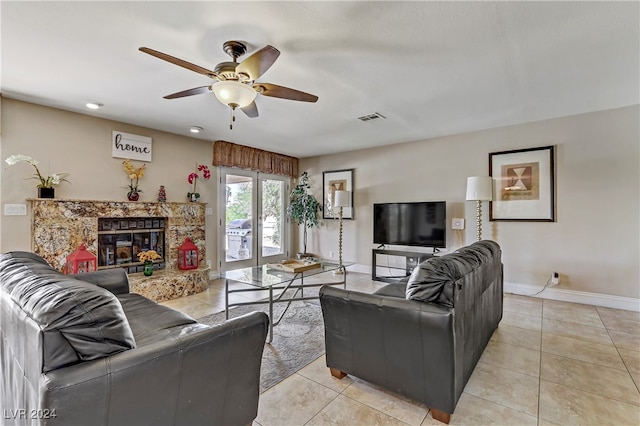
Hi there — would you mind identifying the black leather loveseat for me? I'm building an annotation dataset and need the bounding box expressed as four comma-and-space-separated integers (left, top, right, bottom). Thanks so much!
0, 251, 268, 426
319, 240, 503, 424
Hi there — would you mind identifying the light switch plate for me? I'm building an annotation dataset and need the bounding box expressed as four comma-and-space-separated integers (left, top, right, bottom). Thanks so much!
452, 218, 465, 230
4, 204, 27, 216
205, 208, 213, 216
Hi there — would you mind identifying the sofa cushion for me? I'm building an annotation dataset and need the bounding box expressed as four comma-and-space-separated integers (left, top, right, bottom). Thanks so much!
405, 240, 500, 307
0, 253, 136, 371
117, 293, 198, 346
373, 282, 407, 298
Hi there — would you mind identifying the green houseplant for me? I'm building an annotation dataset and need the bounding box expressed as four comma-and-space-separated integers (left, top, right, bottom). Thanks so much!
287, 171, 321, 257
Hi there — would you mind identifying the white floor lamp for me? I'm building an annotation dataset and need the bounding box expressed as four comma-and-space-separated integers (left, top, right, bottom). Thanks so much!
466, 176, 493, 241
333, 190, 351, 274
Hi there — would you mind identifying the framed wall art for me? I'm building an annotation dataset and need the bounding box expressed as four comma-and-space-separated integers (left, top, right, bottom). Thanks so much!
322, 168, 354, 219
489, 145, 555, 221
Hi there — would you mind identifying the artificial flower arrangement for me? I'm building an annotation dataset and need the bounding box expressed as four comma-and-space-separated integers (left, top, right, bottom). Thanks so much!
5, 154, 69, 188
187, 164, 211, 201
122, 159, 146, 196
137, 250, 161, 263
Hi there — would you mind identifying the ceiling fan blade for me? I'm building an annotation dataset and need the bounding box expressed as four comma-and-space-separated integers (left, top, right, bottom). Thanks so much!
255, 83, 318, 102
163, 86, 211, 99
139, 47, 217, 78
236, 45, 280, 81
240, 101, 259, 118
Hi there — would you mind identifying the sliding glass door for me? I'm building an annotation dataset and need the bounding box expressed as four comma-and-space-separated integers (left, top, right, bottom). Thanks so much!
219, 167, 289, 271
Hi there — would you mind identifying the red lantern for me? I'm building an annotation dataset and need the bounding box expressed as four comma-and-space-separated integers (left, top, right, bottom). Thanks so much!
178, 237, 199, 270
66, 243, 97, 274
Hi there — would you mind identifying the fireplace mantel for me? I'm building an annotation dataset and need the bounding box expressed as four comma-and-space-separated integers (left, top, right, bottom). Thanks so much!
29, 199, 209, 302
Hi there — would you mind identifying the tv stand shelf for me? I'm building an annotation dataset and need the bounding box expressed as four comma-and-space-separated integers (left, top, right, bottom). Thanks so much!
372, 248, 434, 283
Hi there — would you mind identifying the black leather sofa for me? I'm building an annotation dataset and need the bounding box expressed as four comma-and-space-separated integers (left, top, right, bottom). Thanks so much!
319, 240, 503, 424
0, 251, 269, 426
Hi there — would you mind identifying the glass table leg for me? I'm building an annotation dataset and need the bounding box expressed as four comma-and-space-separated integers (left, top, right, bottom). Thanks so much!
268, 286, 274, 343
225, 278, 229, 320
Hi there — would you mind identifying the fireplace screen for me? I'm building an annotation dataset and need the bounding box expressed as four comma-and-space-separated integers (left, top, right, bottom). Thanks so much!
98, 217, 166, 273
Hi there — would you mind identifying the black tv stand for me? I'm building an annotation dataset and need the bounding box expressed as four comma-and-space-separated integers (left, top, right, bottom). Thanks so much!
372, 248, 434, 284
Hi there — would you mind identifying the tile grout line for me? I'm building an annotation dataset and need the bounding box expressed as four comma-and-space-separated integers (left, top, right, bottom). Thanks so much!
596, 303, 640, 395
537, 300, 546, 426
539, 300, 640, 409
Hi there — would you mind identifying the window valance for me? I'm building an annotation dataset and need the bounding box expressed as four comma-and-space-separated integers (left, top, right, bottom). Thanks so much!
212, 140, 298, 177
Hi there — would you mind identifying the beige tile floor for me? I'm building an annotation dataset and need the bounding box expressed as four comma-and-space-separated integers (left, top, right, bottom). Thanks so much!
161, 272, 640, 425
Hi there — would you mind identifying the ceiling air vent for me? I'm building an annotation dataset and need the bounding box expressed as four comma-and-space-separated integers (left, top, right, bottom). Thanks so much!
357, 112, 386, 122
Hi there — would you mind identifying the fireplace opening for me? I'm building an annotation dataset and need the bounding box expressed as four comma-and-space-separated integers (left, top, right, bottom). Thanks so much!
98, 217, 166, 273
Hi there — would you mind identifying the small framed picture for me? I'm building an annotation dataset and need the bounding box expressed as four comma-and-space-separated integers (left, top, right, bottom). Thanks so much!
489, 145, 555, 221
322, 169, 354, 219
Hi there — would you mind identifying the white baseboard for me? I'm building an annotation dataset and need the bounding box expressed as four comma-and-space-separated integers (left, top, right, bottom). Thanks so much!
505, 281, 640, 312
345, 265, 640, 312
347, 263, 373, 274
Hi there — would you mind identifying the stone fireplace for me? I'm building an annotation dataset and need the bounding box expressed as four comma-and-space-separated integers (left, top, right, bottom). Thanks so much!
30, 199, 209, 302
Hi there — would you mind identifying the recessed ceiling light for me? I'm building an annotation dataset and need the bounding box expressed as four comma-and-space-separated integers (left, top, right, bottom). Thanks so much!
189, 126, 203, 134
85, 101, 103, 110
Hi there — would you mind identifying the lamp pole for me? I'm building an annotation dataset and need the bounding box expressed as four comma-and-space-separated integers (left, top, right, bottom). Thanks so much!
474, 200, 483, 241
333, 190, 350, 275
337, 205, 345, 273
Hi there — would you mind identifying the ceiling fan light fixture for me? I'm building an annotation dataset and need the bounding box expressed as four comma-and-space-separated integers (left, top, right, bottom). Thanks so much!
212, 81, 256, 108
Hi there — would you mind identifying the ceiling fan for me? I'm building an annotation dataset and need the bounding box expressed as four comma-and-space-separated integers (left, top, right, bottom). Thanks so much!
139, 41, 318, 129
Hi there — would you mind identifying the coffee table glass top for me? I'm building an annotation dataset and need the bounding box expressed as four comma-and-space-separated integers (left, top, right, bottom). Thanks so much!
224, 260, 353, 288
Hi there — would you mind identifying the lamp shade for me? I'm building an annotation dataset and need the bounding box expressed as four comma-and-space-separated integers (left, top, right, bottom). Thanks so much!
334, 190, 351, 208
211, 81, 257, 108
466, 176, 493, 201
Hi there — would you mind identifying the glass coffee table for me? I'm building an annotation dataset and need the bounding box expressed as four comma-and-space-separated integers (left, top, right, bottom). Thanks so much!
224, 260, 352, 343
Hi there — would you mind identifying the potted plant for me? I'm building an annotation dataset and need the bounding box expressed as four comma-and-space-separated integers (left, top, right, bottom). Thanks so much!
187, 164, 211, 202
287, 171, 321, 258
122, 159, 146, 201
138, 249, 162, 276
5, 154, 69, 198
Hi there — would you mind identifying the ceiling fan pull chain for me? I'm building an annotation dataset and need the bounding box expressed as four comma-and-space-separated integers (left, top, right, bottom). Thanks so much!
229, 106, 237, 130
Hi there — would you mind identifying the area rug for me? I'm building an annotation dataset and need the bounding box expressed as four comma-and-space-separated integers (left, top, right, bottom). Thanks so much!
197, 291, 325, 393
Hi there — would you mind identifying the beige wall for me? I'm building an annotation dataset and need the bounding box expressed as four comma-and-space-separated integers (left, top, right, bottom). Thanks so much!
0, 98, 218, 267
300, 105, 639, 299
3, 99, 638, 300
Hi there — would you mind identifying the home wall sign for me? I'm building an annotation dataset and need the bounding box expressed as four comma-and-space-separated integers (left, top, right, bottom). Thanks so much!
112, 131, 152, 162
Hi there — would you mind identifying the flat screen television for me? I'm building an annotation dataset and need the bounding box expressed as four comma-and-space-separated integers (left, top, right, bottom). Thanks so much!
373, 201, 446, 248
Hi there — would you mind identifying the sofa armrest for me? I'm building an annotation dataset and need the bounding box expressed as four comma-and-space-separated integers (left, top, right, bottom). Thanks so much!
69, 268, 130, 295
319, 285, 458, 413
39, 311, 269, 426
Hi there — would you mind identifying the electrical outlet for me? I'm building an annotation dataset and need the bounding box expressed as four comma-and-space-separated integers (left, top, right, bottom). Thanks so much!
551, 272, 559, 285
329, 251, 334, 259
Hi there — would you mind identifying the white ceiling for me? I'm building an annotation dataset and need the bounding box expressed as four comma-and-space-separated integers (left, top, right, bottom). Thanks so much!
2, 1, 638, 158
